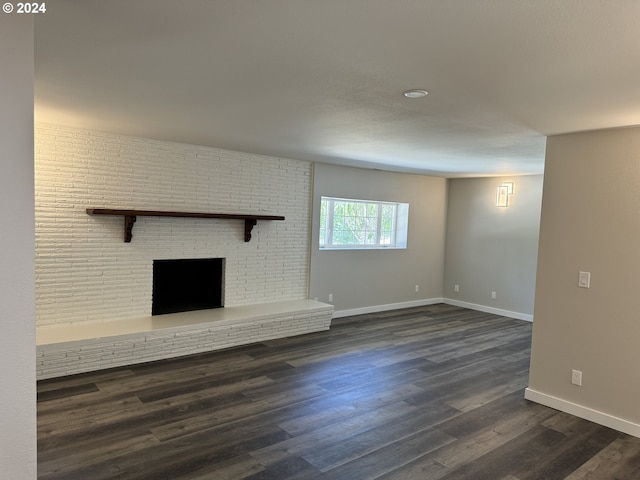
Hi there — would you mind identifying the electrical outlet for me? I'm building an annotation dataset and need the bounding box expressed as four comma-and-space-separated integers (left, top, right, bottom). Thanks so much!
454, 284, 459, 293
491, 291, 497, 300
571, 369, 583, 386
415, 285, 419, 293
328, 293, 333, 303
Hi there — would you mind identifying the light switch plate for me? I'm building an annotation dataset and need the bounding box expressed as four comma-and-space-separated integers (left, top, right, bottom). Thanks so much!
572, 369, 583, 386
578, 271, 591, 288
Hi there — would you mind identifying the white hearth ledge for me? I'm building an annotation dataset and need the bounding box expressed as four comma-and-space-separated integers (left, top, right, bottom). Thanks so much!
36, 299, 334, 380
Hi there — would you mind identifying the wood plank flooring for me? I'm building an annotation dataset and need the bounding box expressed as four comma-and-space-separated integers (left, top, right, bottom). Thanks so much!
37, 304, 640, 479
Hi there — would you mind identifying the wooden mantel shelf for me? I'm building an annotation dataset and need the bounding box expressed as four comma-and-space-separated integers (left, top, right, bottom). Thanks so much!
86, 208, 285, 243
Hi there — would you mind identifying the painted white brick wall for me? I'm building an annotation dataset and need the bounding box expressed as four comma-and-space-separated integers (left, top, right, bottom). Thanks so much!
35, 124, 312, 327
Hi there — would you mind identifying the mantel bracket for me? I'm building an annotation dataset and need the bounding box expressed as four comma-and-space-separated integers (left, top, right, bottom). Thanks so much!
244, 219, 258, 242
124, 215, 137, 243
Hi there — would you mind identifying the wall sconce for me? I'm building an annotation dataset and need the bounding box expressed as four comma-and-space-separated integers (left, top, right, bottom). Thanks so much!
496, 182, 514, 207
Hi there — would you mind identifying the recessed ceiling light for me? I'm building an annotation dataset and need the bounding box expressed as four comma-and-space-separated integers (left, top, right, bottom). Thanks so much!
403, 89, 428, 98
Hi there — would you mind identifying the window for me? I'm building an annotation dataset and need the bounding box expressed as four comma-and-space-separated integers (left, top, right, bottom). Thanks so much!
319, 196, 409, 249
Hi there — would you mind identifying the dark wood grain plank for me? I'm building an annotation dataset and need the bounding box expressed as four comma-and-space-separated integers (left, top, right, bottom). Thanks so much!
322, 427, 455, 479
302, 400, 459, 471
37, 382, 99, 402
435, 425, 566, 480
563, 435, 640, 480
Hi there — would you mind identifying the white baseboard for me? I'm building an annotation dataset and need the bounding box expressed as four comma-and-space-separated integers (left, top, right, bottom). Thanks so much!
443, 298, 533, 322
332, 298, 444, 319
525, 388, 640, 439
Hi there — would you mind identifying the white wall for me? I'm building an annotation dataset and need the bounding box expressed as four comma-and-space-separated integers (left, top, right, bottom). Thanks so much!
444, 175, 543, 320
35, 124, 312, 327
309, 163, 447, 314
527, 126, 640, 437
0, 15, 37, 479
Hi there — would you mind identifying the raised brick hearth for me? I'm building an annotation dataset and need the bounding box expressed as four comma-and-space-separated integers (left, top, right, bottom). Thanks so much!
36, 299, 334, 380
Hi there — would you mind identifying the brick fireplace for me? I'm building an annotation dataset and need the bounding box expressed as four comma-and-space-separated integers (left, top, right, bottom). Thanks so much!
34, 124, 329, 379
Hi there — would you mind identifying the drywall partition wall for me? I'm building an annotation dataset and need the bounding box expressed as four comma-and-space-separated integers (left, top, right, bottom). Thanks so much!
0, 14, 37, 479
309, 163, 447, 315
35, 124, 311, 327
443, 175, 543, 320
527, 127, 640, 437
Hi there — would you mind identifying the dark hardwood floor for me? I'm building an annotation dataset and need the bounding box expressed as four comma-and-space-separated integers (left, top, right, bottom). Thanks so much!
37, 304, 640, 479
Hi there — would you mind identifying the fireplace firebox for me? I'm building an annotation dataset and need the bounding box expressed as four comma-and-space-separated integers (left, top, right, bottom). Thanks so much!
152, 258, 224, 315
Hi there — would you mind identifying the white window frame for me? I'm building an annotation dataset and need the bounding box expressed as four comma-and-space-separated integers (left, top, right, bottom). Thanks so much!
319, 196, 409, 250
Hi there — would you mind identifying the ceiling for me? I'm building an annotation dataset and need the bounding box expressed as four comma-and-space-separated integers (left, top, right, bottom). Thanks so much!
34, 1, 640, 177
